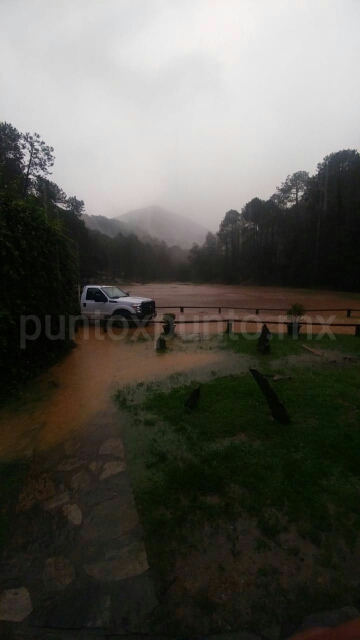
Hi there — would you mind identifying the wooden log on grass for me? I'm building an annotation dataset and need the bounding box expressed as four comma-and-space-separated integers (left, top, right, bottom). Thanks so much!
249, 368, 291, 425
302, 344, 322, 356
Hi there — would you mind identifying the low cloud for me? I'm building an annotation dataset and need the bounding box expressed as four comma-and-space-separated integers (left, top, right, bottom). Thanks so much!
1, 0, 359, 227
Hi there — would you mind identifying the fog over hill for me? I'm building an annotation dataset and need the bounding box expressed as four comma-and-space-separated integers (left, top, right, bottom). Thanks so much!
83, 205, 209, 249
118, 205, 209, 249
81, 214, 129, 238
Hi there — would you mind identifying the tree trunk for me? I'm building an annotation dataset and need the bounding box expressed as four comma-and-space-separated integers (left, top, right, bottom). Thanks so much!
23, 142, 34, 198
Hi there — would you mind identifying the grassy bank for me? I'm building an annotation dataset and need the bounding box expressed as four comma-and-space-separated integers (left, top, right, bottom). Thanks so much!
115, 336, 360, 636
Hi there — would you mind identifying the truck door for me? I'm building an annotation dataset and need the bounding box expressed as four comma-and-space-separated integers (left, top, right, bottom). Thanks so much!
83, 287, 108, 320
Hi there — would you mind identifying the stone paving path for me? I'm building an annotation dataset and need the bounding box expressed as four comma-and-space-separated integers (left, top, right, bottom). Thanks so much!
0, 409, 158, 638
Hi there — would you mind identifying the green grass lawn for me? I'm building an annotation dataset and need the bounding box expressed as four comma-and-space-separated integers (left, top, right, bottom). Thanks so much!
225, 331, 360, 359
137, 364, 360, 545
115, 337, 360, 635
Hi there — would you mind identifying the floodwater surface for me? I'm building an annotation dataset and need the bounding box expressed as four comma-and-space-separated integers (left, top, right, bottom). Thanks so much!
130, 282, 360, 333
0, 326, 230, 460
128, 282, 360, 315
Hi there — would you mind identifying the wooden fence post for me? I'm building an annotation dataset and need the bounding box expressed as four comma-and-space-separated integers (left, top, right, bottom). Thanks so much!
347, 309, 352, 318
226, 320, 233, 335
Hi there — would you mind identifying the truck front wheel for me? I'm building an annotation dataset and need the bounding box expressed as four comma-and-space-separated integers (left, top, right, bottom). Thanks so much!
111, 311, 132, 327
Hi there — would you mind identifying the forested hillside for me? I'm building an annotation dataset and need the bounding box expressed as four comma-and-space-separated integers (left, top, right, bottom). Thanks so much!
190, 150, 360, 290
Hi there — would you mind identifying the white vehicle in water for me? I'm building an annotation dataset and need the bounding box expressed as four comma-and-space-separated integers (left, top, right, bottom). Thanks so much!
80, 285, 156, 323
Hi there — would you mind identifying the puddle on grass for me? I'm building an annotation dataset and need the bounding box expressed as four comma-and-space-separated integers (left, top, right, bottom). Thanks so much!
0, 327, 243, 460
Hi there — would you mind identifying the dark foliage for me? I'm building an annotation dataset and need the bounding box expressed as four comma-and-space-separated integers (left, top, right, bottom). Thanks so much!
0, 123, 79, 397
189, 150, 360, 290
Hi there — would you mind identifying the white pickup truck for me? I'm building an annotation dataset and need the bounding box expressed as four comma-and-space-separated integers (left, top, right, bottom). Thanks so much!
80, 285, 156, 323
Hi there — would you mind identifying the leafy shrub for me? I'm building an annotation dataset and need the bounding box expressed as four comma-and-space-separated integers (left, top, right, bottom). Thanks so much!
286, 303, 306, 322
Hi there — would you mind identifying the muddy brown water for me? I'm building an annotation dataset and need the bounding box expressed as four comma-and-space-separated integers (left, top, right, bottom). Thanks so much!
1, 284, 359, 460
0, 328, 232, 460
130, 283, 360, 334
128, 282, 360, 315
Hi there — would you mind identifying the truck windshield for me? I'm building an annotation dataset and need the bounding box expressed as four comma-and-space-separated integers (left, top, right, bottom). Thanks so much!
101, 286, 127, 298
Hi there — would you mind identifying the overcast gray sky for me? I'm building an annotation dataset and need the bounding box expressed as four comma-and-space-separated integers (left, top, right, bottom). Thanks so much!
1, 0, 359, 229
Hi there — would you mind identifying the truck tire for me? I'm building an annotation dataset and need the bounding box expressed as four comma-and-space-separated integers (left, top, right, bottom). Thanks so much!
111, 310, 132, 327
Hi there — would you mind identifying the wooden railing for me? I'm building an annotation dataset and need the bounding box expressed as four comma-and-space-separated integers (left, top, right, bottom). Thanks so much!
150, 315, 360, 336
156, 306, 360, 317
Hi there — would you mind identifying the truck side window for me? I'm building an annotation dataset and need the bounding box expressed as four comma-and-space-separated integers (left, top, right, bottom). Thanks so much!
86, 288, 105, 301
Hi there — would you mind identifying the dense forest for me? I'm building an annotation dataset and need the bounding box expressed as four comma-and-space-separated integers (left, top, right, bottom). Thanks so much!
190, 150, 360, 290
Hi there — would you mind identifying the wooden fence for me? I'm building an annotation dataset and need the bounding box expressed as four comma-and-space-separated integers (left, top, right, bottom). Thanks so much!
150, 314, 360, 336
156, 306, 360, 317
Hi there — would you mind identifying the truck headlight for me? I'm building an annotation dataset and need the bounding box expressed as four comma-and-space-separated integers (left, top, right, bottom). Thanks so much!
132, 304, 142, 313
